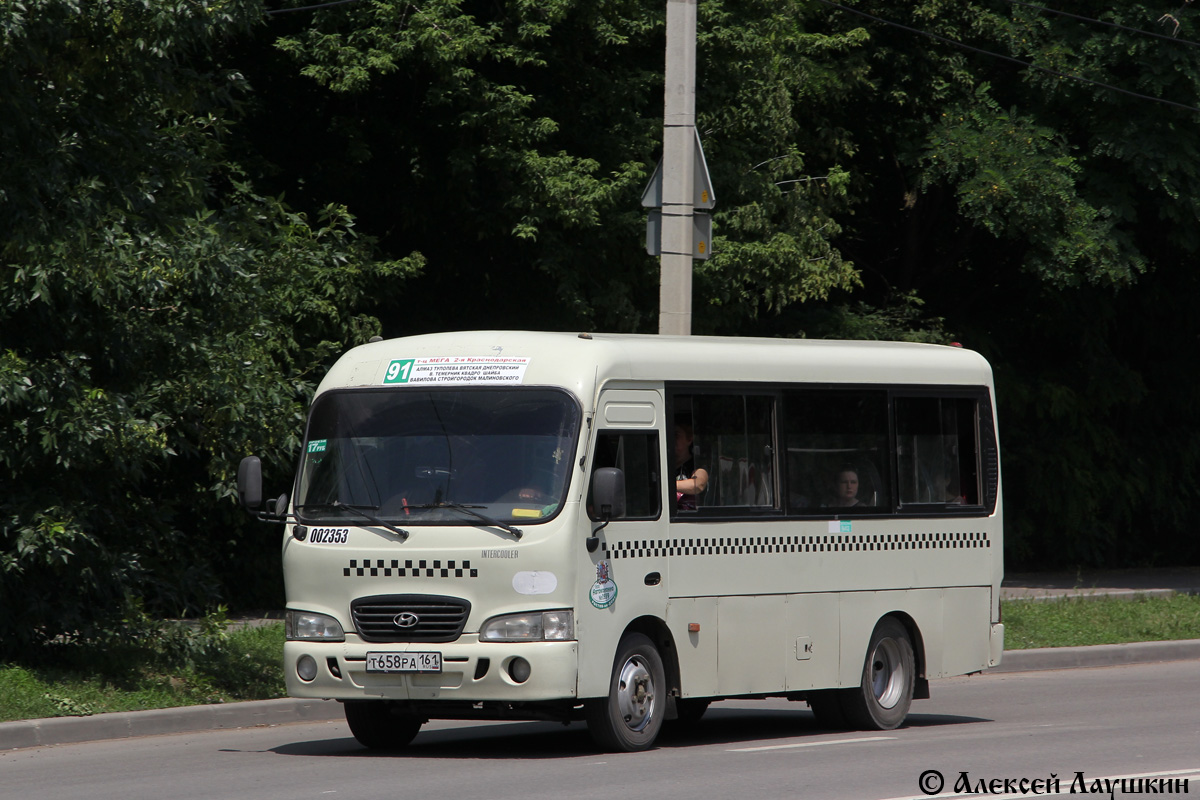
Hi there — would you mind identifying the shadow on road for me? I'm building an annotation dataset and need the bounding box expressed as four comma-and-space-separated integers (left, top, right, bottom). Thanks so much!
267, 705, 990, 760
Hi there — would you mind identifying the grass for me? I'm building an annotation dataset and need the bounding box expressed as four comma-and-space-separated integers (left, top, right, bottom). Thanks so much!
0, 622, 285, 724
1002, 593, 1200, 649
3, 594, 1199, 724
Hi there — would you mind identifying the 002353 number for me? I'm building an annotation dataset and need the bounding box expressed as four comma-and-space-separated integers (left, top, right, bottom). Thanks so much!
308, 528, 349, 544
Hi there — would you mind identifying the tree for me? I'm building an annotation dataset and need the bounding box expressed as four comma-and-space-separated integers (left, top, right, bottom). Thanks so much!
240, 0, 865, 334
789, 1, 1200, 567
7, 0, 1200, 658
0, 0, 420, 654
248, 0, 1200, 568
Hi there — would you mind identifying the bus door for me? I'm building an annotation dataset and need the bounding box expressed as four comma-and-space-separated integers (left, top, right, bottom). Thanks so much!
575, 389, 668, 697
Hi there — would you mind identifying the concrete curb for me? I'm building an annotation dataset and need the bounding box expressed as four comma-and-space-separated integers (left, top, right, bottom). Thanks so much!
0, 697, 342, 752
1000, 588, 1182, 602
991, 638, 1200, 673
4, 639, 1200, 751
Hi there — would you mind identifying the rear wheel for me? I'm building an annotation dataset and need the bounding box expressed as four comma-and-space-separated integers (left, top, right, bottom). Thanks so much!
343, 700, 424, 750
840, 617, 916, 730
586, 633, 666, 752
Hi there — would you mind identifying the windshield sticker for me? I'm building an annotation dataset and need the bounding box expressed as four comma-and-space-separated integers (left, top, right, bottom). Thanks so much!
307, 439, 327, 454
513, 571, 558, 596
589, 561, 618, 609
383, 356, 530, 386
510, 503, 559, 519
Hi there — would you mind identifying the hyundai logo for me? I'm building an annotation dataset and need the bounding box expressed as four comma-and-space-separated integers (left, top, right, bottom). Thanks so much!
393, 612, 420, 628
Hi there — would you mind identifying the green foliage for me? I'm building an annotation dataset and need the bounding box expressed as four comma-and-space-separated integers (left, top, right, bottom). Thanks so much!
920, 89, 1141, 287
252, 0, 868, 334
694, 1, 867, 330
0, 615, 286, 722
6, 0, 1200, 660
0, 0, 420, 656
778, 292, 951, 344
797, 1, 1200, 568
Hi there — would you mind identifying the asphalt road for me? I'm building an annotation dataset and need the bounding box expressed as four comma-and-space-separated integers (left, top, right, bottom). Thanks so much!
4, 660, 1198, 800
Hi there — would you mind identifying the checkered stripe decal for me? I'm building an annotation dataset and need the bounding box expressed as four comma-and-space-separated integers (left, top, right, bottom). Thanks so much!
603, 531, 990, 560
343, 559, 478, 578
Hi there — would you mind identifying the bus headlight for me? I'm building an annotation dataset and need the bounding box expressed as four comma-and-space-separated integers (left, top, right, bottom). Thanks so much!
480, 610, 574, 642
286, 610, 345, 641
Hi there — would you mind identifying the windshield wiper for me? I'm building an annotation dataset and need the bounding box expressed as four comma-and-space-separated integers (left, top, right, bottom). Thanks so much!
296, 502, 409, 542
404, 501, 523, 540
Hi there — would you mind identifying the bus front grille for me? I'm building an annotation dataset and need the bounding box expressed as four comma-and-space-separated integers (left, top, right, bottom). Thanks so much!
351, 594, 471, 643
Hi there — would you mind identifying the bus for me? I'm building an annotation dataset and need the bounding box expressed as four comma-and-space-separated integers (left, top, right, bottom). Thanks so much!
237, 331, 1004, 752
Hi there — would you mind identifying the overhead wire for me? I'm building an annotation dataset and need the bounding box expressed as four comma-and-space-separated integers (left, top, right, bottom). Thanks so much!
263, 0, 1198, 112
1005, 0, 1200, 49
812, 0, 1200, 114
265, 0, 367, 16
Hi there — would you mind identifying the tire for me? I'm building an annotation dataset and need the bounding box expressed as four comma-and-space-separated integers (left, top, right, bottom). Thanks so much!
586, 633, 666, 752
840, 617, 916, 730
343, 700, 424, 750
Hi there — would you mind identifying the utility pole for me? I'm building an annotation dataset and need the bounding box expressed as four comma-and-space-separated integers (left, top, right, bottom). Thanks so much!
658, 0, 697, 336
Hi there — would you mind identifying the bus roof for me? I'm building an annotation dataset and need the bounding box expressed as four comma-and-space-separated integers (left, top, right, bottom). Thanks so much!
319, 331, 995, 400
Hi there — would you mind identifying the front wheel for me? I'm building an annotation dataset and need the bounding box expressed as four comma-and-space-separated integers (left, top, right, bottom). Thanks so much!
840, 617, 916, 730
586, 633, 666, 752
343, 700, 424, 750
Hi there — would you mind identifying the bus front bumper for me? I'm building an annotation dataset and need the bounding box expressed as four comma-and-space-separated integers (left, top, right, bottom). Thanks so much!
283, 637, 579, 702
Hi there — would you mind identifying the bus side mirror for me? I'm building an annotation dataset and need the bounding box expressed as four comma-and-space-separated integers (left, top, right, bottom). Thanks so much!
238, 456, 263, 510
592, 467, 626, 520
587, 467, 626, 553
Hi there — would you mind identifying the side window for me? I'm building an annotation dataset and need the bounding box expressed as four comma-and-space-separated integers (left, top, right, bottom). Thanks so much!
895, 396, 982, 507
673, 394, 777, 512
588, 431, 661, 519
782, 390, 890, 513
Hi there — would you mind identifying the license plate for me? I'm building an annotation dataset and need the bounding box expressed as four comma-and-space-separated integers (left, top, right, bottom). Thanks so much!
365, 651, 442, 673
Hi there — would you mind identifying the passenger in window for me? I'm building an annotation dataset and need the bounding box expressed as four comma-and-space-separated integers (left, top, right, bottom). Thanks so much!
674, 421, 709, 511
826, 465, 863, 508
506, 459, 561, 505
934, 465, 966, 505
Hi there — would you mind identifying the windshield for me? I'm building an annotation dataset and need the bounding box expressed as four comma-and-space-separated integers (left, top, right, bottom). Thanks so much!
295, 388, 581, 525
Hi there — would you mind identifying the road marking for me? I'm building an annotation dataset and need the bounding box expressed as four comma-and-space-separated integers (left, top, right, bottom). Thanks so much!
876, 767, 1200, 800
730, 735, 895, 752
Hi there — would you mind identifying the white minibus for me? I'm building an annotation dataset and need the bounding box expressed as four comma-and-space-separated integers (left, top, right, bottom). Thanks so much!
238, 331, 1004, 752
